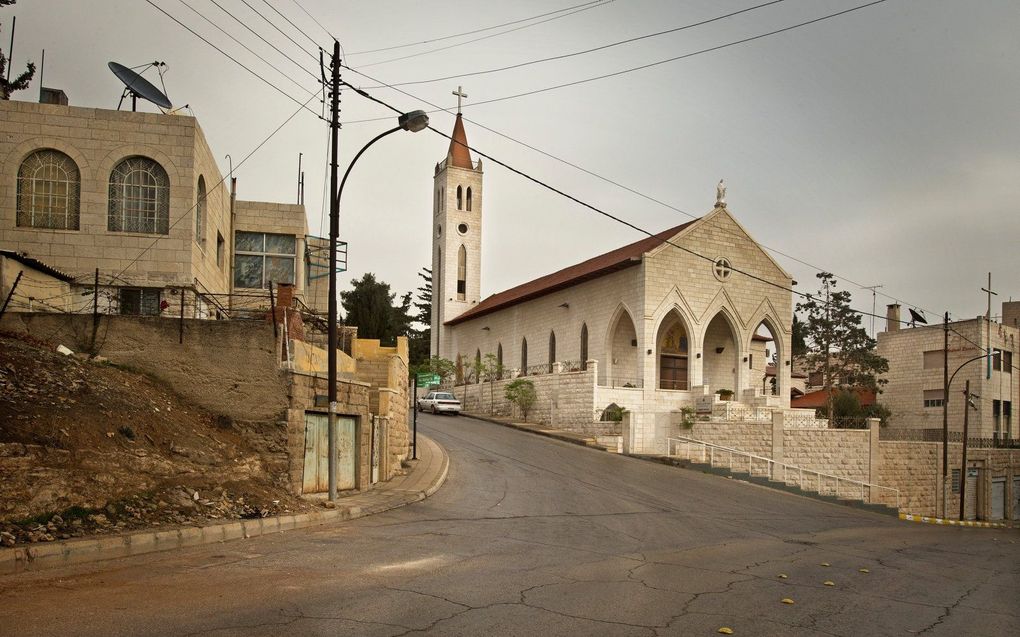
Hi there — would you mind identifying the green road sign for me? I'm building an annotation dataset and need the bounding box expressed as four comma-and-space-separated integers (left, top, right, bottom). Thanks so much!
416, 373, 440, 386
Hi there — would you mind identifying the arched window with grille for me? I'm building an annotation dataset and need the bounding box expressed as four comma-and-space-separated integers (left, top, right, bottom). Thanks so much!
456, 185, 463, 210
466, 186, 472, 211
521, 338, 528, 376
195, 175, 206, 246
16, 149, 81, 230
580, 323, 589, 370
108, 156, 170, 234
456, 244, 467, 300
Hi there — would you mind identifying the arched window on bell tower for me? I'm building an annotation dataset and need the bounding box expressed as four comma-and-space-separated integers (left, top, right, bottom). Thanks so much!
456, 185, 463, 210
466, 186, 472, 211
457, 245, 467, 300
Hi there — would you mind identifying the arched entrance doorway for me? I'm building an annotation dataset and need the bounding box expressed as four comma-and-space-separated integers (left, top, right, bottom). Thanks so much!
655, 311, 690, 390
703, 311, 738, 395
607, 308, 638, 386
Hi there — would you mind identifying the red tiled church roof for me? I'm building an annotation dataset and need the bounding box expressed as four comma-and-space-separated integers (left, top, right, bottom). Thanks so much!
446, 219, 698, 326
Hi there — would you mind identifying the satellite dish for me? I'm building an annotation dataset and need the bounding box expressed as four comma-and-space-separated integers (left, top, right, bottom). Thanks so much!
108, 61, 172, 111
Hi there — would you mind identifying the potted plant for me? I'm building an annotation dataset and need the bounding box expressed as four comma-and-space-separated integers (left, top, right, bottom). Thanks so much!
716, 388, 734, 402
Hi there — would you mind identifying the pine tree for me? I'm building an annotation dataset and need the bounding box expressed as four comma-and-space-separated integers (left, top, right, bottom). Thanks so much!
339, 273, 412, 347
796, 272, 888, 418
0, 1, 35, 100
407, 267, 432, 366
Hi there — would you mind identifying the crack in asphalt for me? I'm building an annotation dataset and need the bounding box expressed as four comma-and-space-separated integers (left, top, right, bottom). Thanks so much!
915, 574, 993, 634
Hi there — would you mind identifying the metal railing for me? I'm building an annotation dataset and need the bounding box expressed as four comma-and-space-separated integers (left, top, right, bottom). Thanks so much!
829, 416, 869, 429
666, 436, 900, 510
598, 376, 643, 389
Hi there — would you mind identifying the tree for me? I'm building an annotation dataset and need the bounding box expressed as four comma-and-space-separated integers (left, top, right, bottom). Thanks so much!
482, 352, 502, 415
340, 273, 412, 347
791, 314, 808, 357
410, 356, 455, 384
505, 379, 536, 422
796, 272, 889, 419
0, 1, 35, 100
407, 267, 432, 367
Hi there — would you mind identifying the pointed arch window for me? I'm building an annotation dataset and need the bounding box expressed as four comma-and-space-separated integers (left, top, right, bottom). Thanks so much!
195, 175, 207, 246
108, 156, 170, 234
456, 244, 467, 300
549, 331, 557, 373
456, 185, 463, 210
16, 149, 81, 230
497, 343, 503, 374
580, 323, 589, 370
521, 338, 528, 376
475, 349, 482, 384
466, 186, 473, 211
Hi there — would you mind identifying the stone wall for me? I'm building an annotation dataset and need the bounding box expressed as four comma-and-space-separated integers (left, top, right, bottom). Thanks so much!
783, 429, 871, 483
687, 421, 773, 458
458, 364, 596, 425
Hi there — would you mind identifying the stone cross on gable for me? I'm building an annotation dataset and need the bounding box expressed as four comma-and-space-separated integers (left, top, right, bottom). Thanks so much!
452, 86, 468, 113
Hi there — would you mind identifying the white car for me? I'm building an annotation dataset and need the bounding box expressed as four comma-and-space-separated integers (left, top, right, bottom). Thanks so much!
417, 391, 462, 415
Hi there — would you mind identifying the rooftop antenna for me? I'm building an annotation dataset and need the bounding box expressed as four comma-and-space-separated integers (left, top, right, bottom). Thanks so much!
108, 61, 172, 112
862, 284, 883, 337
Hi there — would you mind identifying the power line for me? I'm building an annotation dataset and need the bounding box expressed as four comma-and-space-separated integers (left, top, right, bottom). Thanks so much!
206, 0, 319, 80
145, 0, 325, 120
363, 0, 788, 89
354, 1, 616, 69
345, 0, 888, 119
259, 0, 321, 51
346, 0, 611, 57
236, 0, 319, 62
289, 0, 335, 40
175, 0, 319, 98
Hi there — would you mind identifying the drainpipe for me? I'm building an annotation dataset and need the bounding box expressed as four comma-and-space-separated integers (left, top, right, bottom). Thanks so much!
228, 176, 236, 312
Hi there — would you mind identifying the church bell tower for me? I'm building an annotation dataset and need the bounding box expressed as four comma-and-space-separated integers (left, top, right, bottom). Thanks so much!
431, 90, 483, 360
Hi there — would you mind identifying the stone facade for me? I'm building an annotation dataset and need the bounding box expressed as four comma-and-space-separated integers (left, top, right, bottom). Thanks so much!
877, 308, 1018, 439
0, 99, 326, 318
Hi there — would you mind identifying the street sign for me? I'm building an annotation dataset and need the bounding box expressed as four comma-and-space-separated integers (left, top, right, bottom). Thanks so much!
416, 373, 440, 386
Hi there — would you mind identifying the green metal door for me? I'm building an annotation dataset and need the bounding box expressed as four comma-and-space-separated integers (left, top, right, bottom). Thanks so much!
303, 413, 356, 493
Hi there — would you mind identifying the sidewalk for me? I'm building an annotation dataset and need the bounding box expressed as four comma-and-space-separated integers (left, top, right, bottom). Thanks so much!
1, 434, 449, 575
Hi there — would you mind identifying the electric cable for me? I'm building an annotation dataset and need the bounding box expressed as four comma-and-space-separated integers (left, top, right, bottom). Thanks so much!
236, 0, 319, 63
205, 0, 320, 80
363, 0, 788, 88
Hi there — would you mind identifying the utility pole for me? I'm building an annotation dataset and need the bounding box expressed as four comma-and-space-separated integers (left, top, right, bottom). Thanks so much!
959, 380, 976, 520
0, 271, 23, 320
824, 278, 833, 421
863, 284, 884, 338
326, 40, 341, 502
981, 273, 996, 380
942, 311, 949, 518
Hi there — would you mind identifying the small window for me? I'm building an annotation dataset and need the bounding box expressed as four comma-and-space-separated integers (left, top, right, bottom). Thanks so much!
108, 156, 170, 234
216, 232, 225, 269
580, 323, 588, 370
456, 185, 463, 210
456, 245, 467, 300
713, 257, 732, 282
923, 389, 945, 408
17, 149, 81, 230
951, 468, 961, 494
457, 222, 468, 234
466, 186, 473, 211
234, 231, 296, 289
119, 288, 161, 316
521, 338, 528, 375
195, 176, 207, 246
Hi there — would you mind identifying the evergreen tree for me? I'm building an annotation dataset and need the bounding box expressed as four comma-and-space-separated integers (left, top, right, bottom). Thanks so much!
796, 272, 888, 418
340, 273, 412, 347
791, 314, 808, 357
0, 1, 35, 100
407, 267, 432, 366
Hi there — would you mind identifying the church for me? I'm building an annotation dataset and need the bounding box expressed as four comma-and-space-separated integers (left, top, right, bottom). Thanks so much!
430, 112, 795, 421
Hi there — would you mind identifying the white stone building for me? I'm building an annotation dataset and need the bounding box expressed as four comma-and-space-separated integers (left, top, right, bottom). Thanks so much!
430, 115, 795, 417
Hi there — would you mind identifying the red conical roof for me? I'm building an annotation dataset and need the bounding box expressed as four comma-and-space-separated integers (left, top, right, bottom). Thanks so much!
448, 113, 473, 169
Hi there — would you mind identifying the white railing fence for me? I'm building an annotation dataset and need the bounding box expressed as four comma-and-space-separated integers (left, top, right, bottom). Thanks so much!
666, 436, 899, 510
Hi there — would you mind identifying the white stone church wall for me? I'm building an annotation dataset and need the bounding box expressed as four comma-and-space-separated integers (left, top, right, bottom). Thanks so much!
457, 366, 597, 426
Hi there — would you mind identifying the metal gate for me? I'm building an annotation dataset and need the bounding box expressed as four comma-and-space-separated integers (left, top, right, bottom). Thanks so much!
302, 413, 356, 493
964, 469, 978, 521
1013, 477, 1020, 520
990, 477, 1005, 520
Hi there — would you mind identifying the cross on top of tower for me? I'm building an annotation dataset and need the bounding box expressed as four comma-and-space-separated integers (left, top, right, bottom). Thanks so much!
452, 86, 468, 113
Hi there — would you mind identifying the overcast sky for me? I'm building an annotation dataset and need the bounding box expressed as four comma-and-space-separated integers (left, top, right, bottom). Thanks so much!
5, 0, 1018, 330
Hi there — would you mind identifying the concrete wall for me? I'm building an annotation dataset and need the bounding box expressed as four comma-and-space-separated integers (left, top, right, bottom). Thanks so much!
0, 256, 71, 312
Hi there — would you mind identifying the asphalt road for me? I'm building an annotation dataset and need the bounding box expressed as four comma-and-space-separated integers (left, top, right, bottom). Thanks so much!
1, 414, 1017, 636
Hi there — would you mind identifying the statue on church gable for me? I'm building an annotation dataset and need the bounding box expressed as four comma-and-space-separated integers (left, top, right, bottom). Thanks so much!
716, 179, 726, 208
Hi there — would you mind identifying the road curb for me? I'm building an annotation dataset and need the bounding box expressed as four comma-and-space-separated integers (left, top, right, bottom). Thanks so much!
898, 513, 1008, 529
0, 434, 449, 575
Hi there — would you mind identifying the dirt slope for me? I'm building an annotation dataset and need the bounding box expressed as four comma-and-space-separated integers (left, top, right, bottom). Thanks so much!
0, 331, 312, 546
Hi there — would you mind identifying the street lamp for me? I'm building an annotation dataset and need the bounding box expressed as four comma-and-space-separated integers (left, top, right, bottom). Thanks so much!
941, 353, 987, 518
326, 109, 429, 501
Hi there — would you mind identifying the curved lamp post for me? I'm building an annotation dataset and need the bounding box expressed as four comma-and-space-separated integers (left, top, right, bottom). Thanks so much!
944, 353, 988, 519
326, 109, 429, 501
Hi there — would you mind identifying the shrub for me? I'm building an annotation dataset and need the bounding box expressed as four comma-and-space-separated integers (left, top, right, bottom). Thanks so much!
505, 379, 537, 421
